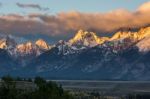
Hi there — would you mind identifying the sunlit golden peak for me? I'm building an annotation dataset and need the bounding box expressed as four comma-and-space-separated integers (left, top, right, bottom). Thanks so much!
35, 39, 50, 50
69, 29, 109, 47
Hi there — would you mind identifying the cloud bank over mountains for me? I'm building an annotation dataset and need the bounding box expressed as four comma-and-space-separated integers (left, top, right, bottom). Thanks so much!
0, 1, 150, 40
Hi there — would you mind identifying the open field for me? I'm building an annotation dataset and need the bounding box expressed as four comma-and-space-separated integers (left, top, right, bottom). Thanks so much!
52, 80, 150, 95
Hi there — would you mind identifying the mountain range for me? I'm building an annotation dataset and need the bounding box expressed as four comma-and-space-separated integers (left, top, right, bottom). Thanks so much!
0, 26, 150, 80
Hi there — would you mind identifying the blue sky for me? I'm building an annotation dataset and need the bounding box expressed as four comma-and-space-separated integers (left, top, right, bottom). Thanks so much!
0, 0, 150, 14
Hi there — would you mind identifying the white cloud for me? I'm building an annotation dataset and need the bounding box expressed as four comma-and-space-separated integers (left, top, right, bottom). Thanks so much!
137, 1, 150, 12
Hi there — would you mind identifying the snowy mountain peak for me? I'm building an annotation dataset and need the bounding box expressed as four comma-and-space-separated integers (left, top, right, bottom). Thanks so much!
69, 30, 108, 47
16, 39, 51, 57
35, 39, 50, 50
136, 27, 150, 52
26, 41, 33, 47
110, 31, 138, 42
0, 38, 7, 49
0, 35, 17, 49
6, 35, 17, 47
16, 41, 38, 56
138, 27, 150, 39
16, 41, 40, 57
136, 36, 150, 52
110, 27, 150, 43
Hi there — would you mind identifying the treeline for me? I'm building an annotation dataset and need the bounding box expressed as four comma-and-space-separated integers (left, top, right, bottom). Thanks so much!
0, 75, 74, 99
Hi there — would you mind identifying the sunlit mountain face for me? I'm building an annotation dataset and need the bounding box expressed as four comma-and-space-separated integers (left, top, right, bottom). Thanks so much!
0, 1, 150, 80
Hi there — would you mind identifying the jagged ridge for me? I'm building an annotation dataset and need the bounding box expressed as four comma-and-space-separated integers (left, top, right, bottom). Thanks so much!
0, 26, 150, 80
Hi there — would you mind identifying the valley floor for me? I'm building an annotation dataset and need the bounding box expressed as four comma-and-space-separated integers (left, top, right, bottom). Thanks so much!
53, 80, 150, 98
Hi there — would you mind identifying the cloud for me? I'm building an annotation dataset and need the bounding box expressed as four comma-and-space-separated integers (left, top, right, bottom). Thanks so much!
16, 3, 49, 11
0, 2, 150, 42
137, 1, 150, 12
